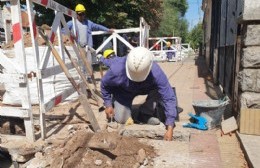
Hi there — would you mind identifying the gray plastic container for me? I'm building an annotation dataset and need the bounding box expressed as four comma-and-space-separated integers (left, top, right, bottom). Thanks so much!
192, 97, 229, 129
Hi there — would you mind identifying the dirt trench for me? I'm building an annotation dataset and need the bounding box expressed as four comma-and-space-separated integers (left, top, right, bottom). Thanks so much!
36, 130, 156, 168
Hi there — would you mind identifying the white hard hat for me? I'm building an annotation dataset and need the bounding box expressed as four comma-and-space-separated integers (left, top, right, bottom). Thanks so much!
126, 47, 154, 82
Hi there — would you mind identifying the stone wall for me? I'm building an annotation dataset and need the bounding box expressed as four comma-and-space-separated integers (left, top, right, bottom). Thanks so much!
240, 1, 260, 21
239, 25, 260, 108
238, 0, 260, 135
238, 1, 260, 109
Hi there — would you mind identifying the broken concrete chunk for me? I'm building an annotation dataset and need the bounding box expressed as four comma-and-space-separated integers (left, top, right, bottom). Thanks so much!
137, 148, 146, 164
94, 159, 103, 166
221, 116, 238, 134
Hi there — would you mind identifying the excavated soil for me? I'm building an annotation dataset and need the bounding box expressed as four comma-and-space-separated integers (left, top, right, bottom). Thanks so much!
0, 98, 156, 167
40, 130, 156, 168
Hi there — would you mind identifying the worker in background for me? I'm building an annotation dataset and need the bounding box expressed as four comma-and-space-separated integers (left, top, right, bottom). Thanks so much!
118, 34, 129, 56
130, 33, 139, 47
164, 41, 175, 62
66, 4, 114, 79
98, 49, 116, 67
101, 47, 177, 141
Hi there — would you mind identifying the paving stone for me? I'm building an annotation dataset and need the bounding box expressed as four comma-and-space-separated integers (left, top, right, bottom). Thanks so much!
189, 133, 222, 168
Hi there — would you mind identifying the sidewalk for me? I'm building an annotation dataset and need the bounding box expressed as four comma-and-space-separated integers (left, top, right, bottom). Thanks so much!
126, 54, 248, 167
191, 55, 260, 168
237, 132, 260, 168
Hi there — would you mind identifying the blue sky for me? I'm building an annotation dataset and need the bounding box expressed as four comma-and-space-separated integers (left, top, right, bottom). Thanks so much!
185, 0, 203, 30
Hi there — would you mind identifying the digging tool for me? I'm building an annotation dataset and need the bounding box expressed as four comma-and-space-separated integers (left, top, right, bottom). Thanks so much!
107, 116, 118, 129
63, 45, 103, 107
38, 28, 100, 132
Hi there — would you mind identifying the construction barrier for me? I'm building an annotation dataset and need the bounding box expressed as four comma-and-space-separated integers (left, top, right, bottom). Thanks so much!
148, 37, 193, 62
0, 0, 150, 141
0, 0, 92, 141
91, 17, 150, 61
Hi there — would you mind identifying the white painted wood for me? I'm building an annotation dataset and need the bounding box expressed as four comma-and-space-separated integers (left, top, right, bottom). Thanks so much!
11, 0, 35, 142
0, 73, 26, 83
113, 34, 117, 55
0, 107, 29, 118
26, 0, 46, 140
95, 35, 114, 54
0, 50, 21, 73
92, 28, 140, 35
40, 12, 62, 69
44, 86, 77, 112
114, 33, 134, 50
4, 20, 11, 44
56, 11, 65, 61
32, 0, 76, 17
41, 62, 74, 79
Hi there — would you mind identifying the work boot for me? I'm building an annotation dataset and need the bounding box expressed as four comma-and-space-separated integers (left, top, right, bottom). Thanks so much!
139, 113, 160, 125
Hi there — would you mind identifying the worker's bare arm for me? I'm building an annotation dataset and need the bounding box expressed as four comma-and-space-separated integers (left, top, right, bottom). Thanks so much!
164, 125, 174, 141
105, 106, 114, 118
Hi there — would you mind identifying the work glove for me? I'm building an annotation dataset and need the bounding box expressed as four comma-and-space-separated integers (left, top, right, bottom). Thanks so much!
125, 117, 134, 126
183, 113, 208, 130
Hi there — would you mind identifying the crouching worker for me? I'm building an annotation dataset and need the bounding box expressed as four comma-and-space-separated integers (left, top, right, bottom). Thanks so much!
98, 49, 116, 67
100, 47, 177, 141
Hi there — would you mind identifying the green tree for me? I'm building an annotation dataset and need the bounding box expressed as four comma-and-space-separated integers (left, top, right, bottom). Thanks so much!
187, 22, 203, 49
156, 0, 189, 42
33, 0, 163, 30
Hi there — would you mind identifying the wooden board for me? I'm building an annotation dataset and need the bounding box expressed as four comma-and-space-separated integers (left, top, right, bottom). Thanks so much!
221, 116, 238, 134
240, 108, 260, 135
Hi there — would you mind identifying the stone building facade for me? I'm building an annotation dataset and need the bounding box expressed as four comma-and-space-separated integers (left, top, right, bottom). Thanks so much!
202, 0, 260, 135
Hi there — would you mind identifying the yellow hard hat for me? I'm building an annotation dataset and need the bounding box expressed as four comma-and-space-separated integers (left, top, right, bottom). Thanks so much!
103, 49, 115, 58
75, 4, 86, 13
166, 41, 171, 47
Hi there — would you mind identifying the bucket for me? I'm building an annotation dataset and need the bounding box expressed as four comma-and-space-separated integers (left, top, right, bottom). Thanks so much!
192, 96, 229, 129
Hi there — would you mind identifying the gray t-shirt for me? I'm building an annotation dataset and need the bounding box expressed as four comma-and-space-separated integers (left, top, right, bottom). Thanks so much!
76, 20, 88, 47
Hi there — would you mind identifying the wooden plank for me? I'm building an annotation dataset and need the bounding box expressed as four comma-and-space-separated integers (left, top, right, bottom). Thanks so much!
248, 109, 254, 134
32, 0, 76, 17
38, 29, 100, 132
0, 73, 26, 83
0, 107, 29, 118
0, 51, 21, 73
245, 108, 249, 133
240, 108, 260, 135
41, 62, 74, 79
221, 116, 238, 134
44, 85, 77, 112
256, 110, 260, 135
79, 94, 100, 132
78, 47, 98, 90
64, 45, 104, 107
39, 13, 62, 69
92, 28, 140, 36
240, 108, 246, 133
